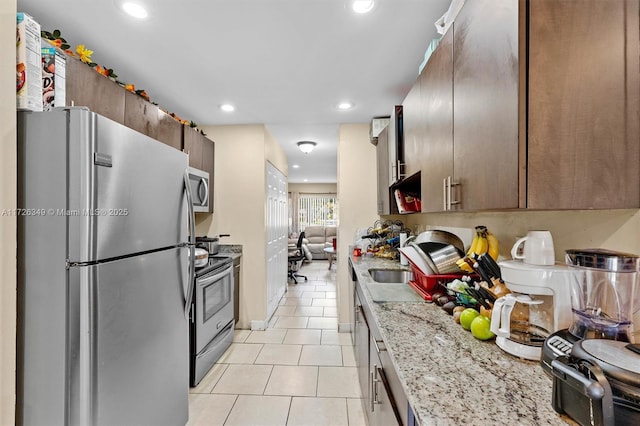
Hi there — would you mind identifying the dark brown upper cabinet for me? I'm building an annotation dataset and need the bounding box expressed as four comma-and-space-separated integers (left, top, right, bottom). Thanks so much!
400, 0, 639, 212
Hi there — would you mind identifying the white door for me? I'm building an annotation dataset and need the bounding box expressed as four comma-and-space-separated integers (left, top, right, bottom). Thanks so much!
266, 162, 288, 318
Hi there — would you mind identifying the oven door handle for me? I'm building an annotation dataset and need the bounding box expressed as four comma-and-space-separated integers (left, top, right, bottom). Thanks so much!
184, 169, 196, 320
198, 264, 233, 287
196, 321, 235, 359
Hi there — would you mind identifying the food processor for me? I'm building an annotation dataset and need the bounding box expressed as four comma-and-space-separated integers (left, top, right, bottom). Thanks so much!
493, 260, 575, 360
541, 249, 640, 425
541, 249, 640, 374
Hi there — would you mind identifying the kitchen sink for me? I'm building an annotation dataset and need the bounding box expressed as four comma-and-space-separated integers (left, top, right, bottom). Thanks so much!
368, 268, 413, 284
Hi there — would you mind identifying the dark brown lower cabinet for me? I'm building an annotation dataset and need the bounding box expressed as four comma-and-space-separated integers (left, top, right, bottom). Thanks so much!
354, 276, 407, 426
233, 256, 240, 324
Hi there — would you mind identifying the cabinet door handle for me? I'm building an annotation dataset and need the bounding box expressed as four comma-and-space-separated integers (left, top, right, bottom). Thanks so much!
397, 160, 405, 180
373, 338, 386, 353
447, 176, 452, 210
443, 177, 448, 211
370, 365, 381, 412
450, 177, 461, 208
445, 176, 461, 210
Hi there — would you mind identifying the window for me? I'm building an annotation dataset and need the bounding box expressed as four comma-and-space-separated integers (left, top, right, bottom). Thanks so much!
297, 194, 338, 231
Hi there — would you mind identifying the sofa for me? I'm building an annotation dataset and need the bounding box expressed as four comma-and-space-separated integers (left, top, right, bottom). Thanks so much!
288, 225, 336, 261
302, 225, 336, 260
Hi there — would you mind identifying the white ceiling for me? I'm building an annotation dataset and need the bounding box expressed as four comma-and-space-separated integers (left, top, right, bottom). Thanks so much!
18, 0, 451, 183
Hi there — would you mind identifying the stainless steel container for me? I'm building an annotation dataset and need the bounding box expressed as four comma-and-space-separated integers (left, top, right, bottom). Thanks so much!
427, 244, 464, 274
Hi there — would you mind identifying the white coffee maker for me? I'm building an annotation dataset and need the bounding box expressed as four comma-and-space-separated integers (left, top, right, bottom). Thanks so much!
491, 260, 575, 360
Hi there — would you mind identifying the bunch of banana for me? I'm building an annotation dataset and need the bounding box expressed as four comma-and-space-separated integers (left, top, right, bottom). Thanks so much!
456, 226, 500, 272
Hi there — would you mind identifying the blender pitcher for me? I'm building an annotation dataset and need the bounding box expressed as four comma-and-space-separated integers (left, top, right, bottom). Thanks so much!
565, 249, 640, 343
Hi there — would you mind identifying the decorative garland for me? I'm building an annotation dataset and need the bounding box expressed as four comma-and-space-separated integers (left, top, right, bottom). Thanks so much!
41, 29, 202, 133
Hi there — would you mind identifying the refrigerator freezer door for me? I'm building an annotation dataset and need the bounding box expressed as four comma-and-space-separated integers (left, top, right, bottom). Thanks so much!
64, 108, 189, 262
70, 247, 189, 425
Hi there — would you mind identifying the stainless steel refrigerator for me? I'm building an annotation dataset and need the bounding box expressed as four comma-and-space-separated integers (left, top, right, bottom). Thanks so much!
17, 108, 195, 425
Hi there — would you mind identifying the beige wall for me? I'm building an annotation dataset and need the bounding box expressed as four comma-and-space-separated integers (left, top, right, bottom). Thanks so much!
2, 1, 17, 423
264, 126, 288, 176
396, 209, 640, 260
289, 183, 337, 194
336, 124, 379, 329
197, 124, 288, 329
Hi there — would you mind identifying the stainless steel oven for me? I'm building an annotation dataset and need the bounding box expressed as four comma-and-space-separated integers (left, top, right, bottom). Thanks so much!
190, 255, 234, 386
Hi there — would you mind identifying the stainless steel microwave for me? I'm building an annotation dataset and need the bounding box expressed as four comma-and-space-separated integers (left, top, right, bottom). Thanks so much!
187, 167, 210, 213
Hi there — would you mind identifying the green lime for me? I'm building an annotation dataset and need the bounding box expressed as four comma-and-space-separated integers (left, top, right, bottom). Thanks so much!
470, 315, 496, 340
459, 308, 480, 330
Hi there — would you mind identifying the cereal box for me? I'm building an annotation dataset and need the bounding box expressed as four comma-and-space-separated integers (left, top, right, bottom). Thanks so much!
42, 45, 66, 111
16, 12, 42, 111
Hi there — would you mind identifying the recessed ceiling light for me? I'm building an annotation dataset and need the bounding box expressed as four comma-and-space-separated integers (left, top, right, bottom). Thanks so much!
303, 179, 309, 182
220, 104, 235, 112
352, 0, 375, 14
122, 2, 148, 19
337, 102, 354, 110
292, 164, 300, 169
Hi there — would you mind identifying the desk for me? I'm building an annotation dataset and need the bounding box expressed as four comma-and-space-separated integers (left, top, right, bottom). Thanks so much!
323, 247, 336, 270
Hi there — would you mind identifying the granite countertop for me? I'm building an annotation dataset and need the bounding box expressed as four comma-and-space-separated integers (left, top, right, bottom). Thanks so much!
349, 255, 576, 426
218, 244, 242, 261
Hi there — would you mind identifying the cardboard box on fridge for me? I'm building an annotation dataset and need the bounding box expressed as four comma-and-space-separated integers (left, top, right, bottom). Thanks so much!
41, 45, 66, 111
16, 12, 42, 111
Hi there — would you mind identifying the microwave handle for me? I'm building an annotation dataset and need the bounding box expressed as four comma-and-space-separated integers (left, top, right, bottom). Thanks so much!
198, 177, 209, 206
183, 169, 196, 320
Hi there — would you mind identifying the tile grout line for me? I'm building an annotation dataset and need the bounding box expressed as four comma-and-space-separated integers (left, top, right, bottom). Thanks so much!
220, 394, 239, 426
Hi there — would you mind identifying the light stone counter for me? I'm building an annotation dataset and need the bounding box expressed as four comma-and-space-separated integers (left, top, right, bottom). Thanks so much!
218, 244, 242, 261
349, 255, 577, 426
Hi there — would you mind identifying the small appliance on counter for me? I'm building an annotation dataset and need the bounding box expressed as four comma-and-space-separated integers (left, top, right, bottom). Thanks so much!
540, 249, 640, 426
195, 234, 230, 256
550, 340, 640, 425
541, 249, 640, 374
492, 260, 574, 360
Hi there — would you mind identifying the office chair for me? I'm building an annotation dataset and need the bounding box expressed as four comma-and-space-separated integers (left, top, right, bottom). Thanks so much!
288, 232, 308, 284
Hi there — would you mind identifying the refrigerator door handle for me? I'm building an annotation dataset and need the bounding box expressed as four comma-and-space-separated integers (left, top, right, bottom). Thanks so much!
184, 169, 196, 319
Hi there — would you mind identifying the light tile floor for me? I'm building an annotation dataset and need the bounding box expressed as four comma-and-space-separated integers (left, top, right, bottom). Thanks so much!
188, 260, 366, 426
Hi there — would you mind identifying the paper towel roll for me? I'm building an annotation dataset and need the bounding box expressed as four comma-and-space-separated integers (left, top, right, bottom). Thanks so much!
399, 233, 408, 265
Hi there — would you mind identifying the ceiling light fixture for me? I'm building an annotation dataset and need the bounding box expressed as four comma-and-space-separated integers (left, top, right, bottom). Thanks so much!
297, 141, 317, 154
292, 164, 300, 169
122, 2, 148, 19
352, 0, 375, 14
220, 104, 235, 112
337, 102, 353, 110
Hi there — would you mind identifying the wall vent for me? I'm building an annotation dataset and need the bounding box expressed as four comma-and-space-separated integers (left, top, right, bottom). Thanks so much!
369, 116, 390, 145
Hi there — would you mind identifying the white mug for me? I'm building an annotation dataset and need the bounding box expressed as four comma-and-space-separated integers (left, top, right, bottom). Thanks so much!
510, 230, 555, 265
